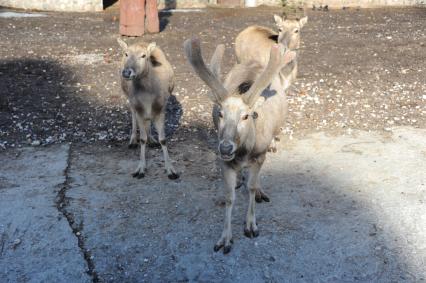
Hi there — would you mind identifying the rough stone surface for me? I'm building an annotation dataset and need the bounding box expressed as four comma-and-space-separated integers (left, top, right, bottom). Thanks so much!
261, 0, 425, 8
0, 144, 91, 283
0, 0, 102, 12
63, 127, 425, 282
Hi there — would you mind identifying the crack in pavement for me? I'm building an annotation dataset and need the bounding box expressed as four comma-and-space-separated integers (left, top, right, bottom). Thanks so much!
55, 144, 99, 283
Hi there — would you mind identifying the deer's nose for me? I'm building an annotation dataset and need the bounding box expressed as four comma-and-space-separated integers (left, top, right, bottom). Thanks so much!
122, 68, 133, 79
219, 141, 234, 155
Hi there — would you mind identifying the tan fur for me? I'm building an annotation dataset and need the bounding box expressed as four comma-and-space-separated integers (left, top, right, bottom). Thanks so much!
118, 38, 178, 180
184, 37, 296, 254
235, 15, 307, 92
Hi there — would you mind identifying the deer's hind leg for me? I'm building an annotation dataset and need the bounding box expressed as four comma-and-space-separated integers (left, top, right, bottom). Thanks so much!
153, 111, 179, 180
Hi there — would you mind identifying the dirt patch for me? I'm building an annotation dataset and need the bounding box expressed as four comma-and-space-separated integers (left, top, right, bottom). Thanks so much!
0, 7, 425, 149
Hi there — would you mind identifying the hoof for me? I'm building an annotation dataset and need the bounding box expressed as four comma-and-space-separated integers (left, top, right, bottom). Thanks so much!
214, 238, 233, 254
244, 227, 259, 238
213, 244, 222, 252
132, 172, 145, 179
128, 143, 138, 149
223, 245, 232, 254
168, 172, 180, 180
255, 190, 270, 203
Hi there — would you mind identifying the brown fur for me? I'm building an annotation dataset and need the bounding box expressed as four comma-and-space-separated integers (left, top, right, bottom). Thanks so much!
118, 38, 178, 179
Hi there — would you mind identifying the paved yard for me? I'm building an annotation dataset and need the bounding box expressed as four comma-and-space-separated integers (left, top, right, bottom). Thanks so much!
1, 127, 425, 282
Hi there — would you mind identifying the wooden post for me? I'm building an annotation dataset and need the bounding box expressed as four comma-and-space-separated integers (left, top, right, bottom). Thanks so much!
145, 0, 160, 33
120, 0, 145, 36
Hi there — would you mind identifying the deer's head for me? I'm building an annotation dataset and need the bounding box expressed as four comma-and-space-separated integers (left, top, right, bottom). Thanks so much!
184, 38, 295, 161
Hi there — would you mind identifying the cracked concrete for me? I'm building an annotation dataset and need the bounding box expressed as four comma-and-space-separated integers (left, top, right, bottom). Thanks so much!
1, 128, 425, 282
0, 144, 91, 283
43, 127, 426, 282
55, 145, 100, 282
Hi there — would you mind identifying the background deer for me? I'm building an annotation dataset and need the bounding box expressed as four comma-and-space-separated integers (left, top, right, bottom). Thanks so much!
184, 37, 296, 254
235, 14, 307, 92
235, 14, 307, 151
118, 38, 179, 180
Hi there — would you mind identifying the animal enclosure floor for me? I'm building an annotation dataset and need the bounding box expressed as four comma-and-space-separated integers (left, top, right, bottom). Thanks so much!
0, 7, 425, 148
1, 127, 425, 282
0, 6, 425, 282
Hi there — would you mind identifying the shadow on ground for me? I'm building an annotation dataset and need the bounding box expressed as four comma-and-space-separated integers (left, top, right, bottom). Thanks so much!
0, 59, 182, 147
103, 0, 118, 9
158, 0, 177, 32
61, 129, 425, 282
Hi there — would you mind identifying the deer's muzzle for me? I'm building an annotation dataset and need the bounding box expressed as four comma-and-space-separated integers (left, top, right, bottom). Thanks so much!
219, 140, 236, 161
122, 68, 135, 80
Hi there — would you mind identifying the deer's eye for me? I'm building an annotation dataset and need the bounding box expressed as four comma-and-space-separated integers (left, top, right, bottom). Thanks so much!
141, 54, 146, 58
294, 29, 299, 33
125, 52, 128, 57
242, 114, 249, 120
278, 28, 283, 32
218, 111, 224, 118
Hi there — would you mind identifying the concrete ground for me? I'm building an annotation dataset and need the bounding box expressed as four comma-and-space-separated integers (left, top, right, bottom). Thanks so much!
1, 127, 425, 282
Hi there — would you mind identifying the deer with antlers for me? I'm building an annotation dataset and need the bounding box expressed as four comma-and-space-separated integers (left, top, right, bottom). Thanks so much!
184, 37, 296, 254
235, 14, 307, 152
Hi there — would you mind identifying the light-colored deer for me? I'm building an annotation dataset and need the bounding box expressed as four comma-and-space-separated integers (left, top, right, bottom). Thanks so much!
235, 14, 307, 151
235, 14, 307, 92
118, 38, 179, 180
184, 37, 296, 254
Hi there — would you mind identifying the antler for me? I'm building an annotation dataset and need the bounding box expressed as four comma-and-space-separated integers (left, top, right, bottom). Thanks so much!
210, 44, 225, 79
243, 44, 296, 108
184, 37, 228, 104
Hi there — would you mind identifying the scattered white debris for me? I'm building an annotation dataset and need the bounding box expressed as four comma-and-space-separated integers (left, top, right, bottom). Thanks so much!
65, 53, 104, 65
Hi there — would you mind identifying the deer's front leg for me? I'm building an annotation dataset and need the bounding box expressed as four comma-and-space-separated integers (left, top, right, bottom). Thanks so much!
128, 108, 138, 149
132, 115, 149, 179
153, 112, 179, 180
245, 154, 265, 238
214, 165, 237, 254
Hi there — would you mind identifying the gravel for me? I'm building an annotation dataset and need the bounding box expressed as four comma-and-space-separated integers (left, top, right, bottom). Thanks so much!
0, 6, 425, 149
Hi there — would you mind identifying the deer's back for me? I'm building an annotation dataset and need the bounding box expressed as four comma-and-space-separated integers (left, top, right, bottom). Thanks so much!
150, 47, 174, 94
235, 26, 277, 66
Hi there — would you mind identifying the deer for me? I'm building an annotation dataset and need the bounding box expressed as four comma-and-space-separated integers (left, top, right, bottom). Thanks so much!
235, 14, 307, 91
235, 14, 307, 151
117, 38, 179, 180
184, 37, 296, 254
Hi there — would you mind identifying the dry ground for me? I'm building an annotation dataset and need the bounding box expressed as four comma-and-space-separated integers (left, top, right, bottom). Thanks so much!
1, 6, 426, 283
0, 6, 425, 148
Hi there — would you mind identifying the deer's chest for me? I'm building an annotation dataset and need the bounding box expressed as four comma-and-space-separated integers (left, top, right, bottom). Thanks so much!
131, 93, 164, 119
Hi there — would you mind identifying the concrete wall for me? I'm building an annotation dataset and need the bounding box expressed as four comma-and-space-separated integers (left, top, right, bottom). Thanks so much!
0, 0, 103, 12
280, 0, 425, 8
0, 0, 424, 11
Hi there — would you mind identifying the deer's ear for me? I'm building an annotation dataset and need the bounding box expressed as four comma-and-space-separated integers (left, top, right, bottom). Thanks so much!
274, 14, 283, 26
147, 42, 157, 56
299, 16, 308, 27
117, 37, 128, 50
